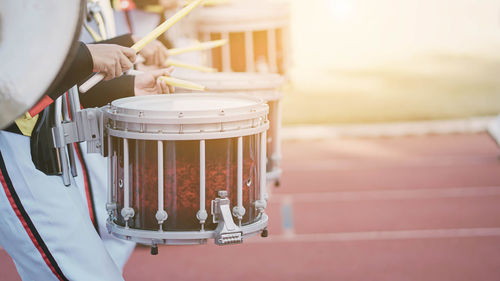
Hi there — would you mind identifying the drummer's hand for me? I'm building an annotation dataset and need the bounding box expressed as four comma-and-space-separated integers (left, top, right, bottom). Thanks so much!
134, 67, 175, 96
133, 37, 169, 68
86, 44, 136, 80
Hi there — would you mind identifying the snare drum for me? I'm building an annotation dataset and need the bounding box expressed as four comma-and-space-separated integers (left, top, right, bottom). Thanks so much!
194, 0, 291, 74
103, 94, 269, 246
174, 72, 284, 186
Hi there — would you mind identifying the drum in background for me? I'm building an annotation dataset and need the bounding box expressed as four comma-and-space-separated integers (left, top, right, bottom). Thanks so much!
174, 72, 284, 186
194, 0, 291, 74
104, 94, 269, 246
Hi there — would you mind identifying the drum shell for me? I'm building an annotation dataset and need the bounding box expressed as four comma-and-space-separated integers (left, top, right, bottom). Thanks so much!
110, 136, 262, 231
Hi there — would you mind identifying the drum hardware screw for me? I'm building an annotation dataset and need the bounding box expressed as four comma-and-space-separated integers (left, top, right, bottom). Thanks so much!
218, 190, 228, 198
246, 178, 252, 187
138, 111, 144, 117
118, 179, 123, 188
150, 244, 158, 255
178, 112, 184, 118
261, 228, 268, 238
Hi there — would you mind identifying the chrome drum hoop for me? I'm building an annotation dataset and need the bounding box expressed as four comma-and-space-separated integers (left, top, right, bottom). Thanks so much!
106, 214, 268, 246
102, 93, 269, 138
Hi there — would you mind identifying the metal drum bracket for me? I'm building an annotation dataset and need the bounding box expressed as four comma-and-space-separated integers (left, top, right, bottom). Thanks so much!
211, 190, 243, 245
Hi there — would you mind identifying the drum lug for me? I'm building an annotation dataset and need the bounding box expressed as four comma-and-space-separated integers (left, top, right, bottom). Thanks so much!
232, 206, 246, 220
106, 202, 116, 215
211, 191, 243, 246
196, 210, 208, 225
255, 199, 267, 213
121, 207, 135, 223
155, 210, 168, 225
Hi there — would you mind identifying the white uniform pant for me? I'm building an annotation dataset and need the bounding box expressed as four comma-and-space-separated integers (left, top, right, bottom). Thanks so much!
0, 131, 135, 281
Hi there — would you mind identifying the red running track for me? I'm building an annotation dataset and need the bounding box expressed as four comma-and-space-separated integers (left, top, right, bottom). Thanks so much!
2, 133, 500, 280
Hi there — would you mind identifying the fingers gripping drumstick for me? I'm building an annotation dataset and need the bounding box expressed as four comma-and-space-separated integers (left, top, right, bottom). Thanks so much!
79, 0, 204, 93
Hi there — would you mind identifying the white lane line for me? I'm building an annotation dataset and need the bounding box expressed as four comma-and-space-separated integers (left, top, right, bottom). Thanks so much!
281, 195, 295, 237
269, 186, 500, 203
282, 156, 497, 172
281, 117, 493, 140
247, 227, 500, 244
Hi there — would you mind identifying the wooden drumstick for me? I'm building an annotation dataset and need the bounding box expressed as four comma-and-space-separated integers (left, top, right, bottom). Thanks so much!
159, 76, 205, 91
165, 59, 217, 73
167, 39, 228, 56
79, 0, 204, 93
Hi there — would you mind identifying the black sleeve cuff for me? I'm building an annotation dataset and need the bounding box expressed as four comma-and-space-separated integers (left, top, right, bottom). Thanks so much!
95, 34, 135, 47
47, 42, 94, 100
79, 75, 135, 108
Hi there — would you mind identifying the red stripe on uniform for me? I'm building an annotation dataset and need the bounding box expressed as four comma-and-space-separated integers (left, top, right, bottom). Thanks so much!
0, 169, 65, 281
28, 95, 54, 118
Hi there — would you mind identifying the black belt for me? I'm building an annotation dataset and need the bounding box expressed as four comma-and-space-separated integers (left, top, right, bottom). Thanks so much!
3, 106, 61, 175
4, 123, 23, 135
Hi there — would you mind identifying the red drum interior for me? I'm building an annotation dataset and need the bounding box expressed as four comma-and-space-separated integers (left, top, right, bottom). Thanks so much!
111, 135, 262, 231
206, 28, 286, 74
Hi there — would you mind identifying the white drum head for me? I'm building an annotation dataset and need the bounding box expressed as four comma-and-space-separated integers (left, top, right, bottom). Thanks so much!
111, 93, 264, 118
106, 93, 269, 139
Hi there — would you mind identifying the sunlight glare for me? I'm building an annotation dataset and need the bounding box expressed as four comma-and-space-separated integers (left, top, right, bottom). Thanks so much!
328, 0, 354, 22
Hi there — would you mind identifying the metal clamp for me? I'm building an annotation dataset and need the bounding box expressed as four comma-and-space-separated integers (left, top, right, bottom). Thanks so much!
51, 108, 104, 155
211, 190, 243, 245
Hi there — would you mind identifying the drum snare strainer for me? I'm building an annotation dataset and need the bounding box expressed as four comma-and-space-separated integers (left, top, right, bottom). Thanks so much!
103, 93, 269, 250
